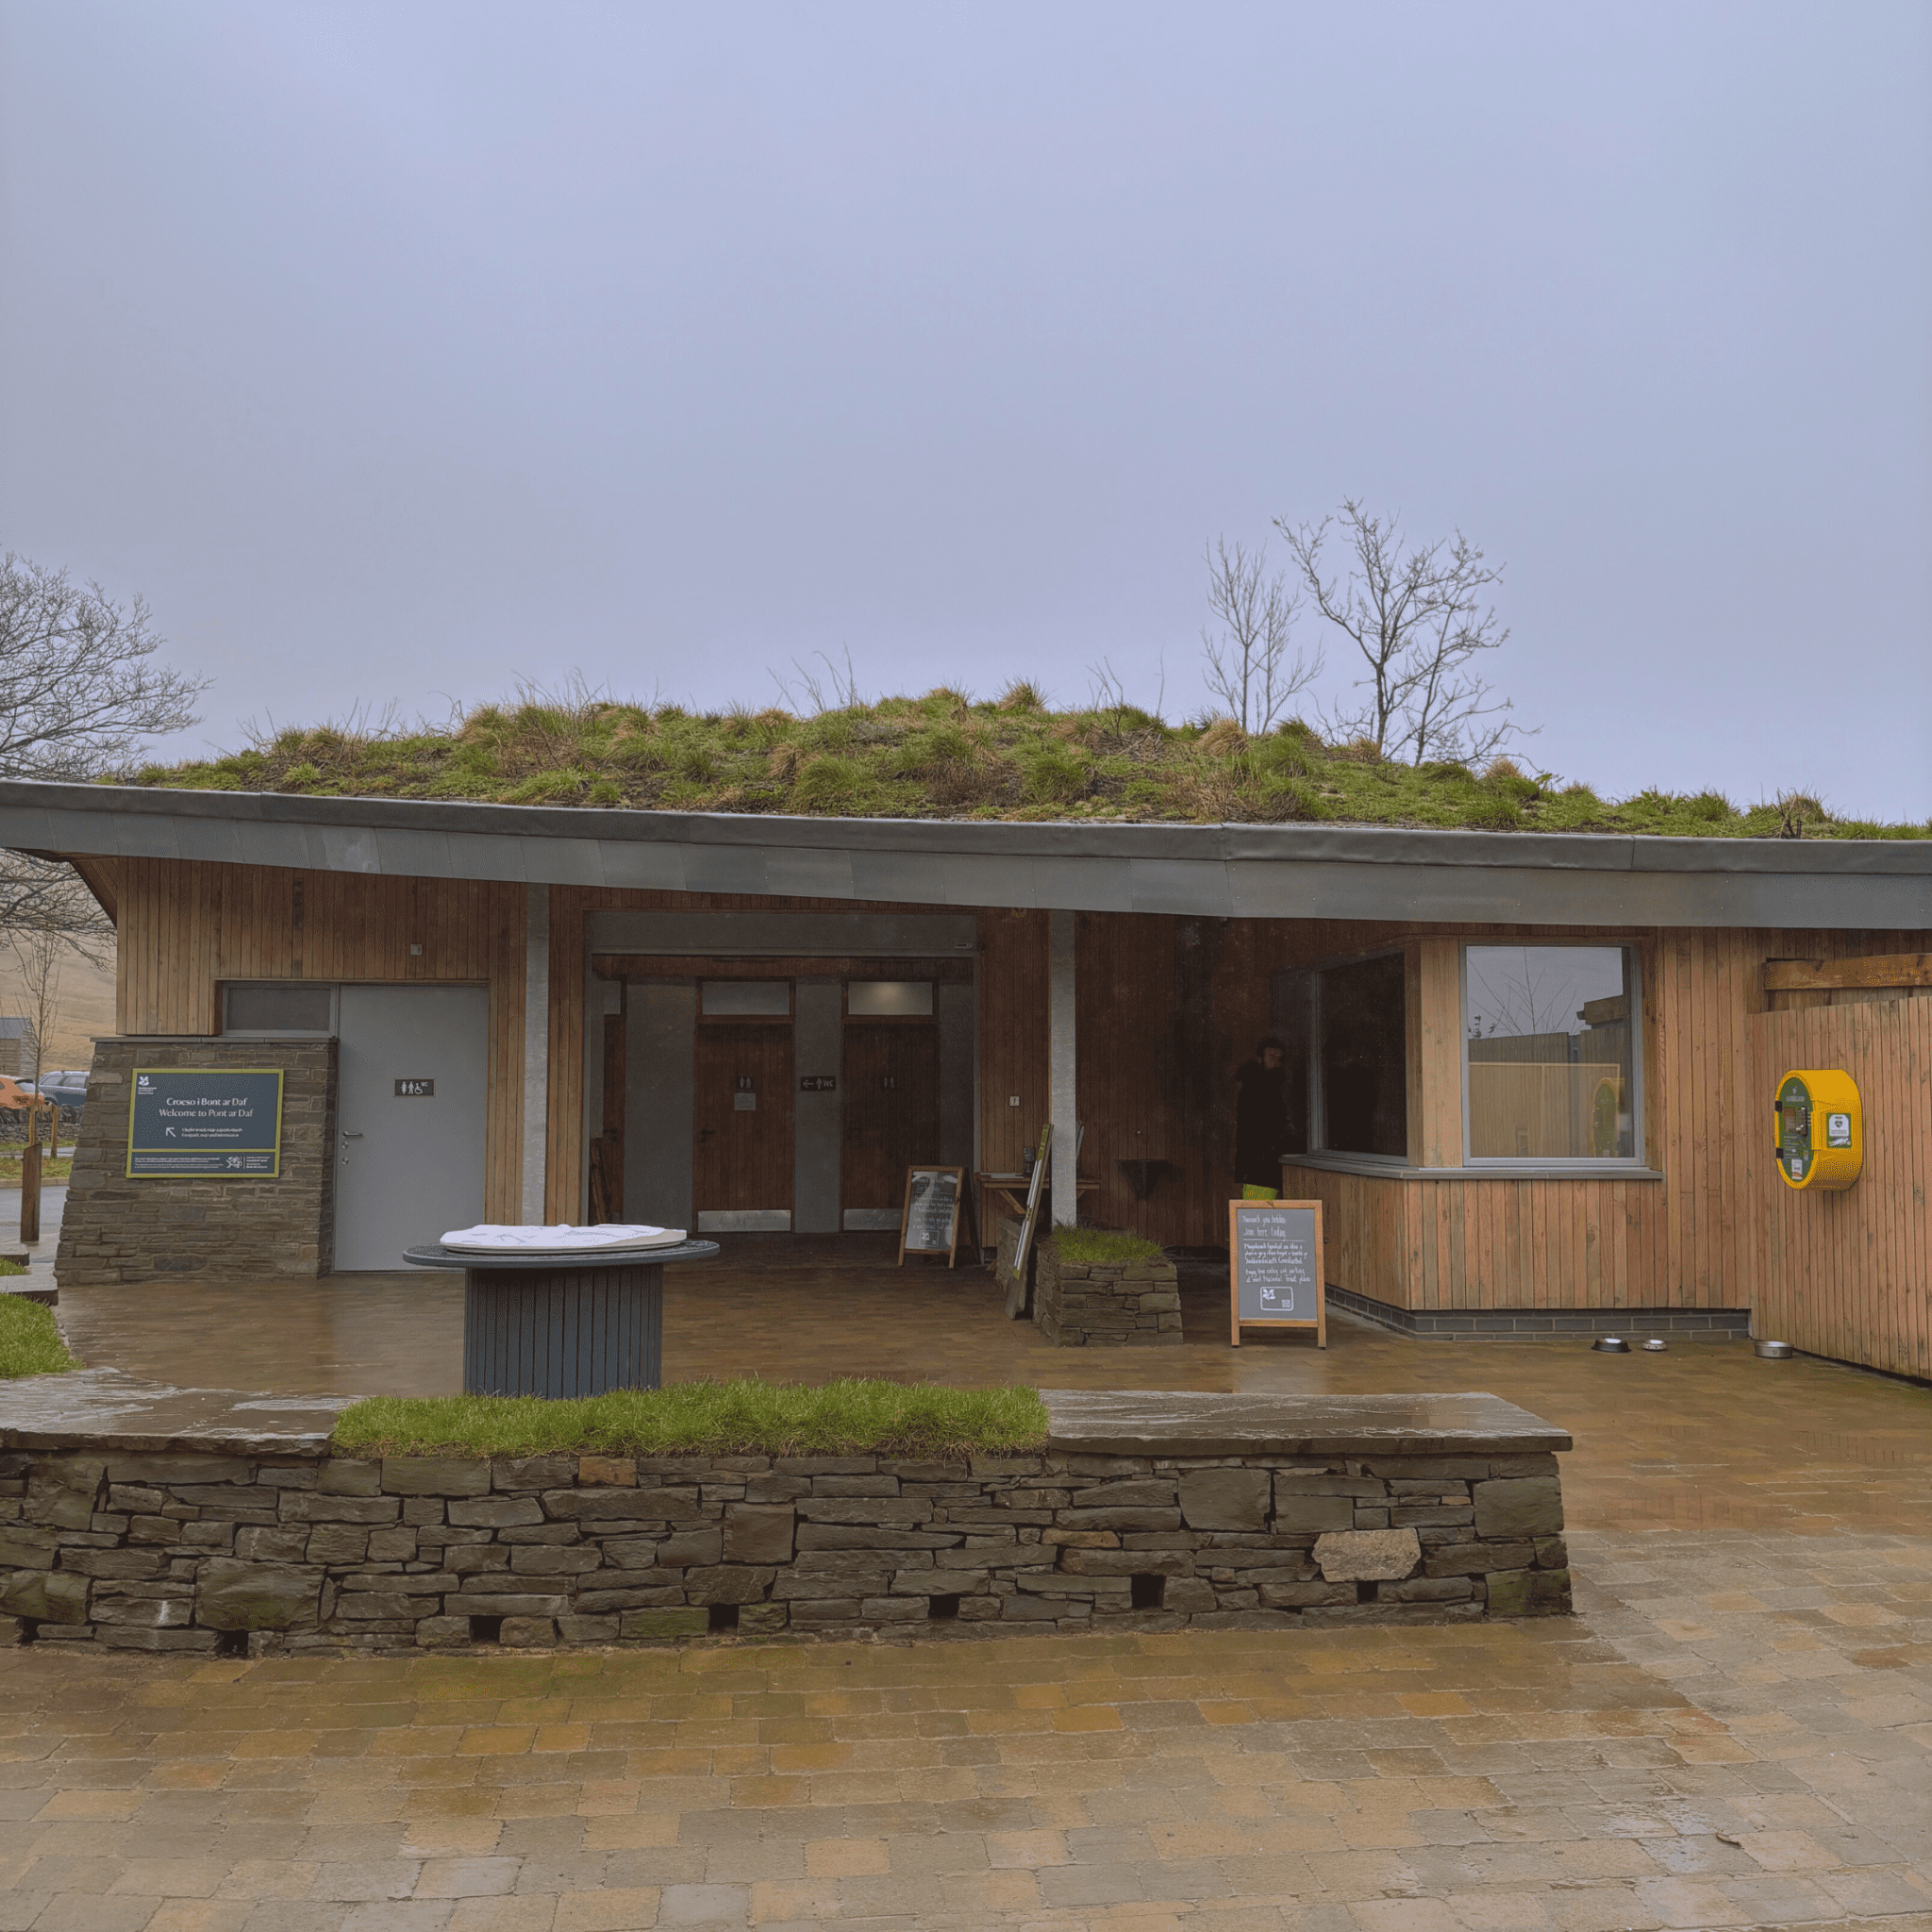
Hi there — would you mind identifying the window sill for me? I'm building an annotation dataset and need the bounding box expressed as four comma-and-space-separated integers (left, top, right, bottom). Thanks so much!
1282, 1154, 1663, 1183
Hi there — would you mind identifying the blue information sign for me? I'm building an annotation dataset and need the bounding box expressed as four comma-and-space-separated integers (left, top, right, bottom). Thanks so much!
126, 1068, 285, 1177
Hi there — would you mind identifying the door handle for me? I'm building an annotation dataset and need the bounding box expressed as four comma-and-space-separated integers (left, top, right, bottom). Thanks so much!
341, 1132, 364, 1140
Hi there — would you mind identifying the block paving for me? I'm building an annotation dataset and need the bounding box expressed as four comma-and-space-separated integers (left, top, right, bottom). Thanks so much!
8, 1246, 1931, 1927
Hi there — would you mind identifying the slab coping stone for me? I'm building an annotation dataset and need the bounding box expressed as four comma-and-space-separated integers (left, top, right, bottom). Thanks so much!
0, 1369, 350, 1457
1040, 1389, 1572, 1457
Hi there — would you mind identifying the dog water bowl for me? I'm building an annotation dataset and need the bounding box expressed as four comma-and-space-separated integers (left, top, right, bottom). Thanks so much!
1753, 1339, 1794, 1359
1642, 1339, 1668, 1352
1592, 1336, 1630, 1354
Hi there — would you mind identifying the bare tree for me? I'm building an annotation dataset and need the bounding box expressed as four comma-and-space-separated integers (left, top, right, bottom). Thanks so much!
10, 924, 62, 1084
0, 553, 201, 962
1199, 539, 1320, 734
1276, 501, 1528, 764
0, 554, 207, 778
0, 855, 111, 956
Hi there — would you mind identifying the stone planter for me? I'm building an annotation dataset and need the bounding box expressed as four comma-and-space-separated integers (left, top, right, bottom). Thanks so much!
1033, 1240, 1182, 1345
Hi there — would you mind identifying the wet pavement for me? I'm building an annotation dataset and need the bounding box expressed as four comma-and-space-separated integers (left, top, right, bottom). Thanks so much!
45, 1239, 1932, 1535
7, 1238, 1931, 1928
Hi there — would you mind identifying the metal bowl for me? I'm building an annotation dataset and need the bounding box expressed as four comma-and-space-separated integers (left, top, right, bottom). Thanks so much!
1753, 1338, 1794, 1359
1642, 1338, 1668, 1352
1591, 1336, 1630, 1354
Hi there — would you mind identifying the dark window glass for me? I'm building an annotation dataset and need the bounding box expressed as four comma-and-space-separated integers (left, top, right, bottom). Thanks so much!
225, 984, 333, 1034
1318, 953, 1407, 1158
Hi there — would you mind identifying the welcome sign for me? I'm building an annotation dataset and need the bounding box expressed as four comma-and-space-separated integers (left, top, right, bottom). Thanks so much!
127, 1068, 285, 1177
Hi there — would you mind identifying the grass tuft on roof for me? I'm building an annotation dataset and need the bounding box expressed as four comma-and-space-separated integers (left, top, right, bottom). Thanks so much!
123, 691, 1926, 839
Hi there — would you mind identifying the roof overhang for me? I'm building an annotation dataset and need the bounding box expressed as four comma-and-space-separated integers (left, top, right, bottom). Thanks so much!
1, 778, 1927, 930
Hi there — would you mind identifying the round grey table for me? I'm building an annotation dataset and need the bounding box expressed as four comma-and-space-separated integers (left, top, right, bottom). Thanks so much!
403, 1241, 720, 1397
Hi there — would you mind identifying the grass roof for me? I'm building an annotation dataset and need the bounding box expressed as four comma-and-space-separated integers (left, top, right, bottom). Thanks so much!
125, 687, 1925, 840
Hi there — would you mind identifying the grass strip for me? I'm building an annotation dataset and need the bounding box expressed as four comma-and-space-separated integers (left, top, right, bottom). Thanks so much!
1047, 1226, 1166, 1265
333, 1377, 1049, 1460
0, 1294, 77, 1377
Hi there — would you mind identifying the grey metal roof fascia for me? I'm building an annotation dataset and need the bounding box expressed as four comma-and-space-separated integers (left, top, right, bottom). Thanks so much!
170, 816, 247, 865
591, 839, 687, 891
439, 832, 530, 884
107, 809, 182, 860
370, 827, 456, 878
848, 851, 958, 905
760, 846, 858, 901
2, 781, 1931, 930
678, 844, 771, 895
1129, 857, 1236, 918
316, 825, 383, 874
522, 837, 608, 888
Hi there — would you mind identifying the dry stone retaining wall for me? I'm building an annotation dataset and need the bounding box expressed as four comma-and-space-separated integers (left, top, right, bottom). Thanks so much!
0, 1441, 1569, 1654
1032, 1241, 1183, 1346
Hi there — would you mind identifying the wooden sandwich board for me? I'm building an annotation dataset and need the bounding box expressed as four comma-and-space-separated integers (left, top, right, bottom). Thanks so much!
898, 1165, 966, 1267
1228, 1198, 1326, 1347
1003, 1124, 1053, 1319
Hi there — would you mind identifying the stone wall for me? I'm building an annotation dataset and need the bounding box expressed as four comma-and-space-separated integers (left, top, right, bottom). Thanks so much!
1033, 1240, 1183, 1346
0, 1439, 1570, 1655
58, 1038, 336, 1285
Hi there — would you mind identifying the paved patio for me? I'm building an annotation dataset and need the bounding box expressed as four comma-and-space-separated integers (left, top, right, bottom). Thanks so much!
5, 1241, 1931, 1928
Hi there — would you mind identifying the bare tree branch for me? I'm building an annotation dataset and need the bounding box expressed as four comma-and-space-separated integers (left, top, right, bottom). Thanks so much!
1275, 502, 1532, 763
0, 554, 207, 778
1198, 538, 1321, 733
0, 551, 204, 961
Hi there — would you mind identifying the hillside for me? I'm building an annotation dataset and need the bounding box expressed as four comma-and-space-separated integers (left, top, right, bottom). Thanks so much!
125, 688, 1924, 840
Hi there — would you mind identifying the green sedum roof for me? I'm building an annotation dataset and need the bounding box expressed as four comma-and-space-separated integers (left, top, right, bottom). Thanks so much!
125, 689, 1928, 841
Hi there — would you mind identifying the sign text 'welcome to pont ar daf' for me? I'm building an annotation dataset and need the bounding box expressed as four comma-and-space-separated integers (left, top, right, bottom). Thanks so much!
126, 1068, 285, 1177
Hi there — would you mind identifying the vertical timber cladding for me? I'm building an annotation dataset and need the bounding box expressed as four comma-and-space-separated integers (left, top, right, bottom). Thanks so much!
99, 858, 527, 1221
58, 1037, 337, 1284
1752, 996, 1932, 1380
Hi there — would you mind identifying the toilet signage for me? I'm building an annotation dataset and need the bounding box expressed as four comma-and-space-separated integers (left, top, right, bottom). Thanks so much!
126, 1067, 285, 1177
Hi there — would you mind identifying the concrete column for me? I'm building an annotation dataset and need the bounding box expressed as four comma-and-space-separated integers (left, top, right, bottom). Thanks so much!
625, 984, 696, 1231
792, 979, 842, 1232
521, 884, 550, 1225
1049, 908, 1077, 1227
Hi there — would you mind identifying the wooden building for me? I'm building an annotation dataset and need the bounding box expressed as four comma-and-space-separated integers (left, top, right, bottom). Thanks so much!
6, 778, 1930, 1375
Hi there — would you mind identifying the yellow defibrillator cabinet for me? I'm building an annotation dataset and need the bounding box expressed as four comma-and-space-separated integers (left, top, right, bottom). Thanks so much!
1773, 1069, 1862, 1191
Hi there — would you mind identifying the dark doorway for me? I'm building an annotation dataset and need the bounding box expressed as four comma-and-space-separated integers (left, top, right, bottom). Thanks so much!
841, 1022, 940, 1222
693, 1023, 795, 1227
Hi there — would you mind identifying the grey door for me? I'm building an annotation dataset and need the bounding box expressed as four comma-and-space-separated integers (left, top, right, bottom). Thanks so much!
335, 985, 489, 1271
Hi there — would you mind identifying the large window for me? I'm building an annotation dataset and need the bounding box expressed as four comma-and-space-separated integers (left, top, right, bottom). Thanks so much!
1464, 945, 1640, 1162
1272, 950, 1408, 1162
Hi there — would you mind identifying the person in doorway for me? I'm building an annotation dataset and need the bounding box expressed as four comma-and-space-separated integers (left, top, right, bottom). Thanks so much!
1234, 1036, 1289, 1200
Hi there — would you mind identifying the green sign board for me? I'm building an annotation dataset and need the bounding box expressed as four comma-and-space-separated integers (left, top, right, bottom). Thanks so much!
126, 1068, 285, 1177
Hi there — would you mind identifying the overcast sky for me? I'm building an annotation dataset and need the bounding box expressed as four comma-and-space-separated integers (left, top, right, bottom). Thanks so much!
3, 3, 1927, 818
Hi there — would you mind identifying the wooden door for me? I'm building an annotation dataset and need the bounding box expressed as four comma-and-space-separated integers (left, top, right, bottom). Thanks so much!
693, 1024, 794, 1220
841, 1024, 940, 1211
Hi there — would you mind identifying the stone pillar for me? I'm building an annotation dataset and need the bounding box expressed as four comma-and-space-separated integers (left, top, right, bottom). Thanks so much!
1049, 908, 1076, 1228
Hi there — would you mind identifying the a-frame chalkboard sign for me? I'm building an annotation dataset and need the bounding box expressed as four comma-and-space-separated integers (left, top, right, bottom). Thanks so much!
1228, 1198, 1326, 1347
898, 1166, 965, 1268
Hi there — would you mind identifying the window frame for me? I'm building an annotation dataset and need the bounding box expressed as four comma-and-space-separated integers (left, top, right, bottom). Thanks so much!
1458, 941, 1646, 1170
220, 981, 339, 1038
